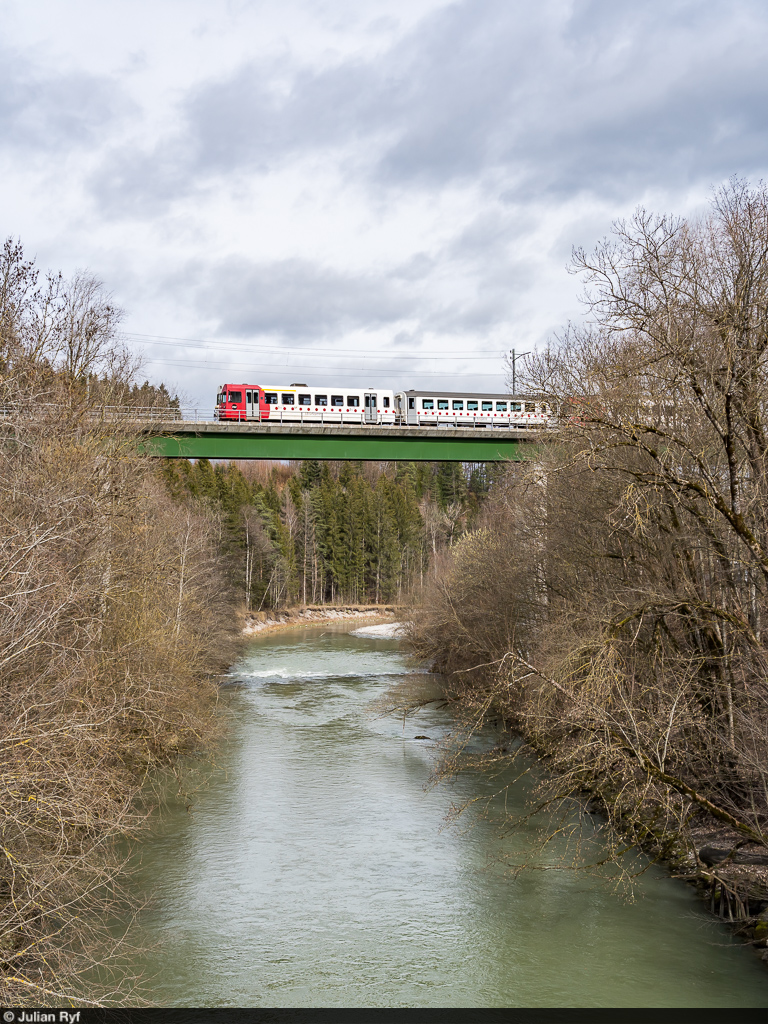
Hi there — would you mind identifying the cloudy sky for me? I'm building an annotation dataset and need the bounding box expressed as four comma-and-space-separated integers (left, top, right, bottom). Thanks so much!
2, 0, 767, 409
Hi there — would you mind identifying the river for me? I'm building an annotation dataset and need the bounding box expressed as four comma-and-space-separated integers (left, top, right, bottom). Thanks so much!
122, 624, 768, 1007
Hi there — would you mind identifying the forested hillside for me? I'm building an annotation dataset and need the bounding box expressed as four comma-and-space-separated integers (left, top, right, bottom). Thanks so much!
162, 457, 498, 608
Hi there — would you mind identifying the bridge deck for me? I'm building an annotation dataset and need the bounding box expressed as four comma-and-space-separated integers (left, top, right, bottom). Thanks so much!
142, 421, 541, 461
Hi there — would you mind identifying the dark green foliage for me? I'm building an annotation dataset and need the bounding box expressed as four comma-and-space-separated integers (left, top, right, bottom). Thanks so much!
162, 459, 496, 608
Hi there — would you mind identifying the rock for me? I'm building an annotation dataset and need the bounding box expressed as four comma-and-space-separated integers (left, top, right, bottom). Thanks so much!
699, 846, 768, 867
699, 846, 730, 866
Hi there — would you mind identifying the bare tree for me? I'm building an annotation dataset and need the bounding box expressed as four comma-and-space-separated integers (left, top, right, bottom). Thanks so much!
0, 241, 236, 1005
409, 180, 768, 916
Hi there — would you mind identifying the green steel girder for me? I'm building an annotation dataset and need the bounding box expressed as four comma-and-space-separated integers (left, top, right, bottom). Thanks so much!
140, 423, 538, 462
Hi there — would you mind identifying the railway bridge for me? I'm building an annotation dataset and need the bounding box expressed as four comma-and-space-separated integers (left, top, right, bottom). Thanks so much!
141, 419, 541, 461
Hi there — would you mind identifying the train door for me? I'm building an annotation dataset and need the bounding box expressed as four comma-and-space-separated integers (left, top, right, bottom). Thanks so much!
246, 389, 258, 420
364, 392, 377, 424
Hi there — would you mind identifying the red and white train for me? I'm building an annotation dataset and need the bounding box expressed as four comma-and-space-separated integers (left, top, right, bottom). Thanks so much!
215, 383, 550, 428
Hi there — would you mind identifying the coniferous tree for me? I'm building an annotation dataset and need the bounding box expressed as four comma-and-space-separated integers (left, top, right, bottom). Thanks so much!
162, 457, 495, 608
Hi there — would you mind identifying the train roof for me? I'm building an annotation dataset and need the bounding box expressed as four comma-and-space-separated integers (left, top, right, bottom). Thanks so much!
397, 389, 540, 401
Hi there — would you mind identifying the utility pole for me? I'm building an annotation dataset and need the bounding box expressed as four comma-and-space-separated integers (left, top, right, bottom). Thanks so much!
509, 349, 530, 396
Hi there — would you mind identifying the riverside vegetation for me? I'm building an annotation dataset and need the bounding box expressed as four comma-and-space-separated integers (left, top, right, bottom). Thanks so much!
408, 179, 768, 956
0, 239, 240, 1004
0, 237, 495, 1005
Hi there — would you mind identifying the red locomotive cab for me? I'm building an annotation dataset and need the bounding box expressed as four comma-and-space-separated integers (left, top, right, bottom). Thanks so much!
226, 387, 245, 420
215, 387, 230, 420
217, 385, 263, 420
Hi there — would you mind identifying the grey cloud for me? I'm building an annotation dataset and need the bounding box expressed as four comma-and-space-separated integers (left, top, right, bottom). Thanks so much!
371, 0, 768, 196
91, 142, 194, 217
389, 253, 436, 282
0, 47, 132, 154
90, 0, 768, 216
164, 239, 531, 344
180, 257, 419, 339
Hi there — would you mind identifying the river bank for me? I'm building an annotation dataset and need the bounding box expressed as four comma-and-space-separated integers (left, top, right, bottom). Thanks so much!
241, 604, 404, 637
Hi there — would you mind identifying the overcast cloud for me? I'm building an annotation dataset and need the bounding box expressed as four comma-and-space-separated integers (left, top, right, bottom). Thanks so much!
2, 0, 767, 406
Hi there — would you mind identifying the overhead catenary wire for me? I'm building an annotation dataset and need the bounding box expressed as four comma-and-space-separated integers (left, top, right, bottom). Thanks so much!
142, 356, 505, 378
123, 331, 508, 361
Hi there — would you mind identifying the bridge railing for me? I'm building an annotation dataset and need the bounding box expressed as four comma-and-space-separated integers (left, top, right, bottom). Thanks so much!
0, 405, 218, 424
0, 405, 556, 429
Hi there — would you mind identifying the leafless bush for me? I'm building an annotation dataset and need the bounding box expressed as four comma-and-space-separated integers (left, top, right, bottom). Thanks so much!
0, 241, 236, 1004
409, 179, 768, 878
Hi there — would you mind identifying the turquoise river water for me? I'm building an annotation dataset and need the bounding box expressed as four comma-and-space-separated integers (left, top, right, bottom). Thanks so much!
122, 624, 768, 1007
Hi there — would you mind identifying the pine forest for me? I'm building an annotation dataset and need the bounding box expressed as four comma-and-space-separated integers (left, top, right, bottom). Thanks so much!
161, 457, 499, 609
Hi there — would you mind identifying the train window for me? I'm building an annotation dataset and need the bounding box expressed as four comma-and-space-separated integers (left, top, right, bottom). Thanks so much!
422, 399, 434, 410
541, 403, 548, 413
246, 391, 252, 403
525, 402, 535, 412
331, 395, 343, 407
229, 391, 243, 403
409, 398, 415, 409
264, 392, 277, 404
452, 400, 464, 410
482, 401, 492, 411
496, 402, 508, 411
383, 396, 390, 408
299, 394, 311, 406
282, 393, 295, 405
438, 399, 449, 410
315, 395, 328, 406
510, 402, 521, 412
467, 400, 478, 411
347, 396, 360, 407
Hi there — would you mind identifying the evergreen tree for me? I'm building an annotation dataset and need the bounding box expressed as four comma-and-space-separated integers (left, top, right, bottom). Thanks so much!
160, 457, 495, 609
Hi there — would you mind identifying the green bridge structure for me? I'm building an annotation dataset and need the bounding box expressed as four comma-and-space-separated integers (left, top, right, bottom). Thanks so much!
141, 421, 540, 461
